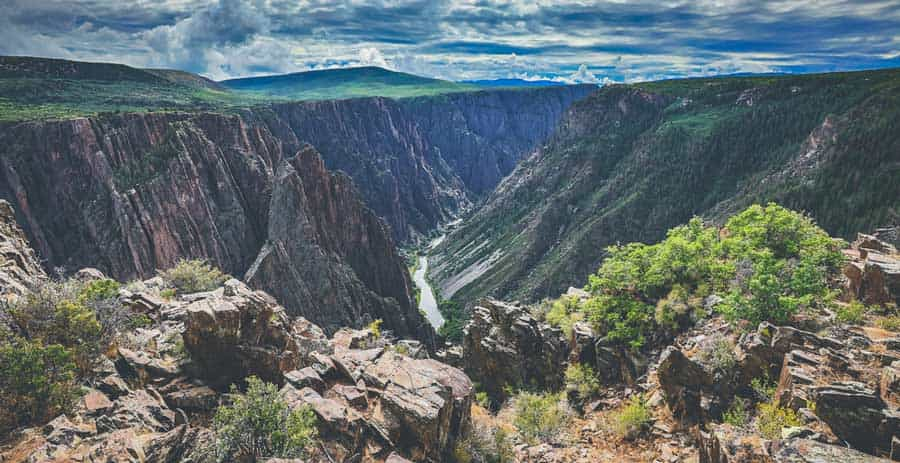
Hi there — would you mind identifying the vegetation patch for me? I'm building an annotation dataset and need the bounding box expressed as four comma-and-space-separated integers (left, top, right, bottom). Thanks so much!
541, 203, 844, 350
512, 391, 571, 445
209, 376, 318, 461
158, 259, 228, 295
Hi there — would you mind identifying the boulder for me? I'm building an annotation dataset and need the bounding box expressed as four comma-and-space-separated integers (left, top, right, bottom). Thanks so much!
285, 367, 327, 394
842, 234, 900, 306
363, 353, 473, 462
462, 299, 567, 402
182, 279, 317, 386
814, 383, 900, 455
657, 346, 711, 423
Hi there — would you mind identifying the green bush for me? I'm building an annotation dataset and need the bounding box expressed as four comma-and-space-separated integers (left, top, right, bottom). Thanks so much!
512, 392, 570, 444
78, 278, 120, 302
835, 300, 868, 325
9, 280, 105, 374
211, 376, 318, 461
564, 363, 600, 402
755, 402, 802, 439
716, 204, 845, 325
0, 338, 79, 433
158, 259, 227, 294
751, 376, 777, 402
452, 422, 514, 463
613, 394, 653, 439
722, 397, 750, 427
367, 319, 383, 339
567, 204, 844, 349
476, 391, 491, 408
545, 296, 583, 338
878, 315, 900, 331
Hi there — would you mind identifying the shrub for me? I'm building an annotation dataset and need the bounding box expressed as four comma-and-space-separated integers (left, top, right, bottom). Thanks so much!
567, 204, 844, 349
78, 278, 120, 302
476, 391, 491, 408
512, 392, 570, 444
565, 363, 600, 402
722, 397, 750, 427
751, 376, 777, 402
696, 335, 737, 376
546, 296, 583, 338
158, 259, 227, 294
878, 315, 900, 332
211, 376, 318, 461
0, 338, 79, 432
8, 277, 139, 374
367, 319, 383, 339
755, 402, 802, 439
716, 204, 845, 325
613, 394, 653, 439
453, 422, 514, 463
835, 300, 867, 325
160, 288, 176, 300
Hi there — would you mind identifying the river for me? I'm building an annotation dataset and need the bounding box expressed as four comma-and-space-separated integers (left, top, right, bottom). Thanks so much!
413, 235, 447, 329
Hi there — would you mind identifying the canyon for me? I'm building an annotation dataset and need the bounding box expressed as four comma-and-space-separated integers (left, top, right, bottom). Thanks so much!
0, 82, 593, 338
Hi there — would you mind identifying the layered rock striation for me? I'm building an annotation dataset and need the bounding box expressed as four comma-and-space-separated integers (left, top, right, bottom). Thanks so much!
0, 113, 424, 338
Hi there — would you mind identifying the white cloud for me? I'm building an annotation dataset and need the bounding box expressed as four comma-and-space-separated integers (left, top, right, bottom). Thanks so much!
358, 47, 389, 68
567, 64, 601, 84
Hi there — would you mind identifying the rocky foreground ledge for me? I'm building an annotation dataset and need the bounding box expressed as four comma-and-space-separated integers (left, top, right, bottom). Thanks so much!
1, 276, 472, 462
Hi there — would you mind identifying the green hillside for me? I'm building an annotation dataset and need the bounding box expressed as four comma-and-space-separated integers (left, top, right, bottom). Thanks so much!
221, 66, 479, 100
431, 67, 900, 304
0, 57, 480, 121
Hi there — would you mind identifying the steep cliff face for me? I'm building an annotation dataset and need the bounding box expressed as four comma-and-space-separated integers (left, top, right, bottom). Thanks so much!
398, 85, 597, 195
245, 146, 425, 336
432, 68, 900, 304
0, 112, 428, 339
260, 85, 596, 242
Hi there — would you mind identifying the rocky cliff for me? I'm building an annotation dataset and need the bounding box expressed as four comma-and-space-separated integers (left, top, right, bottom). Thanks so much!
432, 68, 900, 304
0, 112, 426, 338
260, 85, 596, 242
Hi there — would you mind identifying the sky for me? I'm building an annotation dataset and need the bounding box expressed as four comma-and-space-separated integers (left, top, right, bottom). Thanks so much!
1, 0, 899, 83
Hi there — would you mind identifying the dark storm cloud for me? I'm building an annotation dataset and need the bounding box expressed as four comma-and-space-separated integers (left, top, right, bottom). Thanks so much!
0, 0, 897, 81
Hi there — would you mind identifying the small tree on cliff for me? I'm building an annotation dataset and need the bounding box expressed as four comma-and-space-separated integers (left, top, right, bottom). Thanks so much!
211, 376, 318, 461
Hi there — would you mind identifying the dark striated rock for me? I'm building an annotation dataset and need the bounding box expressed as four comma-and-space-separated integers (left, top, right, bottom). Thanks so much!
268, 86, 595, 242
0, 200, 46, 302
0, 113, 430, 341
461, 298, 568, 402
700, 427, 892, 462
244, 147, 429, 339
814, 384, 900, 455
657, 346, 711, 424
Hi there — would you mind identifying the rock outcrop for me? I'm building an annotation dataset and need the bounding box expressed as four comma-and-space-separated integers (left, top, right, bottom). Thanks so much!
0, 114, 426, 339
461, 299, 568, 402
1, 273, 473, 463
0, 199, 46, 301
656, 319, 900, 460
843, 232, 900, 306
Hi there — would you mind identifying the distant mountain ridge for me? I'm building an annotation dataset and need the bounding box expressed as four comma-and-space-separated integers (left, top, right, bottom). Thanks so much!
463, 78, 572, 88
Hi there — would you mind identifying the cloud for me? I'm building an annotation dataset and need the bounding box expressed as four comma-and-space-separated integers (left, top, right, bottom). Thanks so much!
567, 64, 601, 84
1, 0, 899, 81
358, 47, 389, 68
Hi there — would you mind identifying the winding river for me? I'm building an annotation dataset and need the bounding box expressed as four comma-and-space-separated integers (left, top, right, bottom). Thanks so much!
413, 235, 447, 329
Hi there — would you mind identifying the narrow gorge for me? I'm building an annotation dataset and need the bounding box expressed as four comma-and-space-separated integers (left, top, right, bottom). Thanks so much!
0, 84, 593, 338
